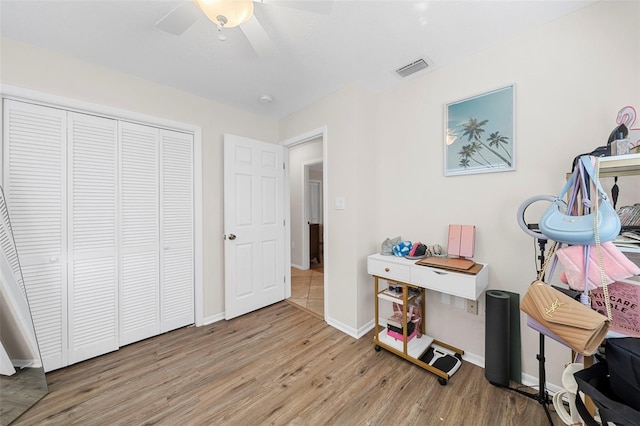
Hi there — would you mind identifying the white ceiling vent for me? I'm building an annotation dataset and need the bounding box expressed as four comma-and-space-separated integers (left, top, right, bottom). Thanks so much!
395, 58, 429, 78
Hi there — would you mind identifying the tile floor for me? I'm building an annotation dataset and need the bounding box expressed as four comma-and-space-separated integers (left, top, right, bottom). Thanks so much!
289, 265, 324, 318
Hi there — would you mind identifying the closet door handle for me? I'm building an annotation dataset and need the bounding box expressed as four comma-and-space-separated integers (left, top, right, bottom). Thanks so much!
49, 256, 59, 263
228, 234, 237, 240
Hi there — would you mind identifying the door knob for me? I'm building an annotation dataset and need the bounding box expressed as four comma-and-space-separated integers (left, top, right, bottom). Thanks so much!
228, 234, 236, 240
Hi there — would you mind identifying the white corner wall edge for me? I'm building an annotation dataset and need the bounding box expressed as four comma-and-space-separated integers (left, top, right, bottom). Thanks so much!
203, 312, 226, 326
327, 317, 364, 339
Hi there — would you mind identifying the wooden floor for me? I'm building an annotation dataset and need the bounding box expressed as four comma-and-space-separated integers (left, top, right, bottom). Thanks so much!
13, 302, 559, 425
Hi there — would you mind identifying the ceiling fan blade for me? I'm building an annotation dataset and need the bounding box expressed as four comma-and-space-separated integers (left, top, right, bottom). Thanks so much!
155, 1, 201, 35
240, 15, 279, 58
255, 0, 333, 15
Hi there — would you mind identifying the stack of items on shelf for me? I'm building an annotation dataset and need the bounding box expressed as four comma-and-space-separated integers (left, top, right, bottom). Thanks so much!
382, 284, 420, 298
618, 205, 640, 228
386, 302, 421, 342
614, 231, 640, 277
614, 230, 640, 250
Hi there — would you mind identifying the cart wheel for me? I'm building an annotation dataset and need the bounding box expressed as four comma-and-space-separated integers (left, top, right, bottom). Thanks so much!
374, 345, 381, 352
438, 377, 448, 386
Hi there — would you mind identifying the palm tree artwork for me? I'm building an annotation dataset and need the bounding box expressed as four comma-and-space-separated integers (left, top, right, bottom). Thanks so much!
445, 85, 515, 176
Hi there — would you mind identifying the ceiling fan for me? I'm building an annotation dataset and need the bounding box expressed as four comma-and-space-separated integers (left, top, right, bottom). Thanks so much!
156, 0, 332, 58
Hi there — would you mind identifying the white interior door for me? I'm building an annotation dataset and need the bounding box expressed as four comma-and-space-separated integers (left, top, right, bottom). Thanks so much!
67, 111, 118, 364
308, 179, 322, 224
3, 100, 68, 372
119, 122, 160, 346
224, 134, 285, 320
159, 129, 194, 332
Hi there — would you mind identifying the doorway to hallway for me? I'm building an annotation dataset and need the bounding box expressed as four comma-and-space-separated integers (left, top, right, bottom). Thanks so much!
284, 127, 327, 320
289, 267, 324, 318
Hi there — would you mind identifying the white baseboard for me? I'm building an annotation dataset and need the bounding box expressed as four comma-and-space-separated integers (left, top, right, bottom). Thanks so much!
325, 316, 360, 338
357, 319, 376, 338
461, 351, 561, 394
203, 312, 225, 326
461, 351, 484, 368
521, 371, 562, 395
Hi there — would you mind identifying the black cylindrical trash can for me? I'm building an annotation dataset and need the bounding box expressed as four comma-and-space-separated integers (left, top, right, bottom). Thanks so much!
485, 290, 511, 387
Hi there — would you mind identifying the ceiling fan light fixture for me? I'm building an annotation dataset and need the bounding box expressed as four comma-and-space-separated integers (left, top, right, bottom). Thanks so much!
193, 0, 254, 28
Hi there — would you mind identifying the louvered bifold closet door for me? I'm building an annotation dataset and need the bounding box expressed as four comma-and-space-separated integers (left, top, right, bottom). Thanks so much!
67, 112, 118, 365
119, 122, 160, 346
159, 129, 194, 332
2, 100, 68, 372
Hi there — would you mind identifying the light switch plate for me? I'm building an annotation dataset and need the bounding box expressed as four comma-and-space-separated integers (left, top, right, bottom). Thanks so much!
335, 197, 345, 210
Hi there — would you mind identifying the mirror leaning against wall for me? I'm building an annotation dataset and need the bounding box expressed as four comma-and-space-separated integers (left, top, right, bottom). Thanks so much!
0, 185, 48, 425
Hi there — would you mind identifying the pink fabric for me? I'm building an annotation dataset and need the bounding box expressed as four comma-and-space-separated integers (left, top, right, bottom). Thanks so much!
556, 242, 640, 291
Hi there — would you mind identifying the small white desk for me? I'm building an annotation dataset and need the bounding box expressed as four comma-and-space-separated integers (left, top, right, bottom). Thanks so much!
367, 253, 489, 384
367, 253, 489, 300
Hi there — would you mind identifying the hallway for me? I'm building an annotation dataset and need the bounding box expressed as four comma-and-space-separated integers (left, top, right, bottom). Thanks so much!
289, 266, 324, 318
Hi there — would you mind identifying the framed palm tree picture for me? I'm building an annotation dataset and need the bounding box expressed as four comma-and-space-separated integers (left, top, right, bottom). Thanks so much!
445, 84, 515, 176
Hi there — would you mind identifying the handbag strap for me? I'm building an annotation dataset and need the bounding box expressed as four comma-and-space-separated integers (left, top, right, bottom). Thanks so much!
577, 158, 592, 214
558, 155, 592, 216
580, 155, 611, 202
593, 158, 613, 322
581, 245, 591, 305
536, 241, 558, 282
555, 164, 580, 205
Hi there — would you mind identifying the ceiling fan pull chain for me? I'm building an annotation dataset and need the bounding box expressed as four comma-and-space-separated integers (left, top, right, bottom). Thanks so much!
217, 17, 227, 41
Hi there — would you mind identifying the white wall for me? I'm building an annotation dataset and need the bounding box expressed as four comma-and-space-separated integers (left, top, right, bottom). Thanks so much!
375, 0, 639, 386
281, 0, 640, 387
0, 38, 279, 321
281, 84, 380, 335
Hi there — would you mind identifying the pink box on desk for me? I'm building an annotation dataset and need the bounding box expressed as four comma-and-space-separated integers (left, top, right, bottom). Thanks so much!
448, 224, 475, 258
387, 327, 418, 343
460, 225, 475, 258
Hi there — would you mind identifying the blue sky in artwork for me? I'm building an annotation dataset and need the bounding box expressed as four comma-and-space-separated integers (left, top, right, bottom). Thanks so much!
446, 85, 514, 172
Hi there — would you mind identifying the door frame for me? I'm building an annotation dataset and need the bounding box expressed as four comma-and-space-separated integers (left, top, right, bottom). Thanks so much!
282, 126, 328, 320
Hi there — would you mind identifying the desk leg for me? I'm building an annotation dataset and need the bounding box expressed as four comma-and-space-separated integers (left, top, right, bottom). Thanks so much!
374, 277, 379, 339
421, 290, 426, 336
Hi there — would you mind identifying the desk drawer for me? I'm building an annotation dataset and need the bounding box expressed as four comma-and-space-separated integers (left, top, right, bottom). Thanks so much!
411, 265, 488, 300
367, 257, 411, 282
